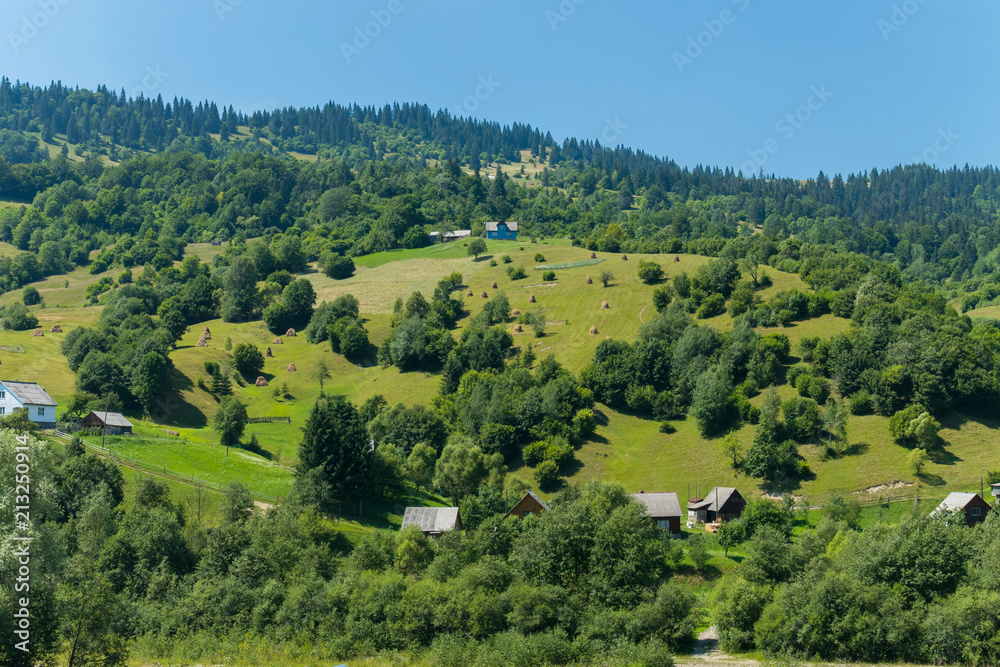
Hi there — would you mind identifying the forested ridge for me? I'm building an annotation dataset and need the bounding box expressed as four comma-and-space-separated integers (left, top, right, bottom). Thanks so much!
2, 77, 1000, 667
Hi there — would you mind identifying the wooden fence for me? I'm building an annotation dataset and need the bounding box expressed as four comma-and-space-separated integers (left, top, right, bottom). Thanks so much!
247, 416, 291, 424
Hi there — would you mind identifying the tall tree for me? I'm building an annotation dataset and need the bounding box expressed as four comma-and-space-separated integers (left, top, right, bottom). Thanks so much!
212, 396, 247, 455
220, 255, 258, 323
295, 396, 369, 514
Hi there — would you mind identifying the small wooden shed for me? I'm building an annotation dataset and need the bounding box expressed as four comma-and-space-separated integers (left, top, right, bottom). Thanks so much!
401, 506, 462, 538
632, 491, 682, 534
505, 491, 550, 519
81, 411, 134, 435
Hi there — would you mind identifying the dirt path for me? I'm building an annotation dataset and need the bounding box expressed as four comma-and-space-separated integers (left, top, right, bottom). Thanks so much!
676, 627, 758, 667
639, 305, 647, 323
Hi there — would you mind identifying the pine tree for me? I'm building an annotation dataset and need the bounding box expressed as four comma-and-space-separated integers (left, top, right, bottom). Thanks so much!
211, 371, 232, 396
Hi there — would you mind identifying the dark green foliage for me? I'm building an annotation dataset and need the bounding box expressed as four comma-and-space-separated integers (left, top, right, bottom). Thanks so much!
305, 293, 360, 343
322, 253, 355, 279
637, 259, 664, 284
0, 302, 38, 330
212, 396, 247, 450
21, 285, 40, 305
368, 402, 448, 454
506, 265, 527, 280
467, 238, 487, 259
295, 395, 370, 511
542, 270, 555, 281
231, 342, 264, 379
263, 278, 316, 334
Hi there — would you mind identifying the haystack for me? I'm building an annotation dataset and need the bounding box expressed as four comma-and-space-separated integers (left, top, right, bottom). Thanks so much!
601, 301, 609, 310
514, 324, 523, 333
621, 254, 628, 261
492, 281, 498, 289
196, 337, 208, 347
272, 337, 283, 344
49, 325, 63, 333
589, 326, 599, 335
255, 376, 268, 387
264, 347, 273, 358
202, 327, 212, 340
30, 328, 43, 337
286, 363, 296, 372
590, 251, 597, 259
467, 290, 474, 297
481, 291, 488, 299
528, 295, 536, 303
586, 275, 593, 285
511, 308, 521, 317
605, 334, 612, 340
285, 328, 297, 337
673, 255, 680, 262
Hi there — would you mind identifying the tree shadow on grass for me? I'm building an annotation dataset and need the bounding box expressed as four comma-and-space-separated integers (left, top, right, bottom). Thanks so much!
841, 441, 871, 457
927, 446, 961, 466
917, 471, 947, 487
158, 366, 207, 429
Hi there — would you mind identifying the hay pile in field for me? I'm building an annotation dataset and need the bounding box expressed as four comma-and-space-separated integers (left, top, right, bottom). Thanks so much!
196, 336, 208, 347
30, 328, 43, 336
621, 254, 628, 261
589, 326, 598, 335
601, 301, 609, 310
590, 252, 597, 259
491, 281, 498, 289
467, 290, 474, 297
674, 255, 680, 262
528, 295, 536, 303
285, 328, 296, 337
511, 308, 520, 317
265, 347, 273, 358
49, 325, 63, 333
481, 291, 488, 299
202, 327, 212, 339
606, 334, 612, 340
514, 324, 523, 333
272, 337, 283, 344
586, 276, 593, 284
286, 363, 296, 372
255, 376, 268, 387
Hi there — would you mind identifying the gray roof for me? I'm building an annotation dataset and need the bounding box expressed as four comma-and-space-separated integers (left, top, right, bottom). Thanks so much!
933, 492, 981, 514
485, 221, 518, 232
2, 381, 57, 406
402, 506, 460, 533
687, 487, 738, 512
87, 411, 133, 428
444, 230, 471, 238
632, 492, 681, 518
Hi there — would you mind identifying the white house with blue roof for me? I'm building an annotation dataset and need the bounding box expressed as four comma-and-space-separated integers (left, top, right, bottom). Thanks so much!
0, 380, 58, 429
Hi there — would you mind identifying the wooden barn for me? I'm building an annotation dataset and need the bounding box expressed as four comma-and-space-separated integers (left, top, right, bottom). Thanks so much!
81, 411, 134, 435
631, 491, 682, 534
687, 487, 746, 523
505, 491, 550, 519
932, 492, 994, 527
401, 506, 462, 538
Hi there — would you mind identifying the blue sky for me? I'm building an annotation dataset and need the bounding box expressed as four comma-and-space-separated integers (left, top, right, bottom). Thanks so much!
2, 0, 996, 178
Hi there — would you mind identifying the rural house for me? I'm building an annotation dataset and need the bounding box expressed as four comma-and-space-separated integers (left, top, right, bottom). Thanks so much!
687, 487, 746, 524
81, 411, 134, 435
505, 491, 550, 519
0, 380, 58, 429
931, 492, 994, 527
431, 230, 472, 243
401, 506, 462, 537
485, 221, 518, 240
631, 491, 682, 534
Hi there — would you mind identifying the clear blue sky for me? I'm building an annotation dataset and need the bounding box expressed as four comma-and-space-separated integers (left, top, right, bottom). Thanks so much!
2, 0, 997, 178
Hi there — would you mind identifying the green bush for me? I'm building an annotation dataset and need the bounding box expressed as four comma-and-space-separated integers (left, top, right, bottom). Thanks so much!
533, 459, 560, 488
501, 254, 512, 264
542, 270, 556, 281
534, 252, 546, 262
22, 285, 41, 305
231, 343, 264, 380
507, 265, 527, 280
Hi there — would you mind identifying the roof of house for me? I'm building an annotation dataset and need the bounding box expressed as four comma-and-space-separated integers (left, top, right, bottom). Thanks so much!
485, 221, 519, 232
934, 492, 983, 514
401, 506, 461, 533
2, 381, 57, 406
687, 487, 740, 512
86, 411, 133, 428
444, 230, 472, 238
632, 492, 681, 518
520, 490, 550, 511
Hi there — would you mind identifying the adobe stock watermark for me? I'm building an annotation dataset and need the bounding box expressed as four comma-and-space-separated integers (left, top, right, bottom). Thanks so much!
600, 116, 628, 145
8, 0, 73, 54
878, 0, 931, 41
910, 127, 959, 166
741, 84, 833, 176
450, 75, 501, 118
12, 433, 32, 653
130, 66, 170, 101
340, 0, 414, 64
213, 0, 245, 22
546, 0, 586, 31
673, 0, 751, 74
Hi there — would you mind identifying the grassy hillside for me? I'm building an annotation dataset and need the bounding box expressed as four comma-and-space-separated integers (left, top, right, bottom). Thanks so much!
0, 239, 991, 525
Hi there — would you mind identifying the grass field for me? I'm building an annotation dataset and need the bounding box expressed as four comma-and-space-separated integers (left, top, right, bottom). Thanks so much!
0, 238, 993, 521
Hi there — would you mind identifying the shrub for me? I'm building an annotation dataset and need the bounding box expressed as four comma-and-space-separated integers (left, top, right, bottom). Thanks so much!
850, 390, 874, 415
506, 265, 527, 280
0, 303, 38, 330
501, 254, 512, 264
533, 459, 560, 488
542, 270, 556, 281
489, 259, 497, 267
231, 343, 264, 379
637, 259, 664, 284
523, 440, 547, 466
534, 252, 546, 262
22, 286, 41, 305
322, 253, 355, 279
696, 293, 726, 319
